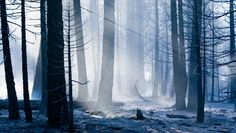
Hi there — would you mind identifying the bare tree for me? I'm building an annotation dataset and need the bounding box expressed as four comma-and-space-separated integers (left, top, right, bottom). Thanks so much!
47, 0, 68, 126
73, 0, 88, 101
153, 0, 160, 98
0, 0, 20, 120
97, 0, 115, 106
21, 0, 32, 122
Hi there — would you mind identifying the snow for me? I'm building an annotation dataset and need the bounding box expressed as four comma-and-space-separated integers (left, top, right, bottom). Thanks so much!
0, 100, 236, 132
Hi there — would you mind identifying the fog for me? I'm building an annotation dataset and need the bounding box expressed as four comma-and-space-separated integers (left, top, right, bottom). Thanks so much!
0, 0, 232, 104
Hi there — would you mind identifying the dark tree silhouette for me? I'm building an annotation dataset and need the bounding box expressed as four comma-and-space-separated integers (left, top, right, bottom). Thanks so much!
21, 0, 32, 122
171, 0, 186, 110
0, 0, 20, 120
191, 0, 204, 123
39, 0, 48, 114
229, 0, 236, 104
47, 0, 68, 126
177, 0, 187, 108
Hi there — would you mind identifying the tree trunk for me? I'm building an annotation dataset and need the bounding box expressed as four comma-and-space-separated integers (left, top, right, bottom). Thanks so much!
67, 8, 74, 132
21, 0, 32, 122
203, 0, 207, 105
115, 0, 122, 91
211, 2, 215, 102
229, 0, 236, 104
187, 0, 198, 111
47, 0, 68, 126
163, 3, 170, 96
73, 0, 88, 101
90, 0, 101, 99
0, 0, 20, 120
191, 0, 204, 123
178, 0, 187, 105
97, 0, 115, 106
153, 0, 159, 98
39, 0, 48, 114
171, 0, 186, 110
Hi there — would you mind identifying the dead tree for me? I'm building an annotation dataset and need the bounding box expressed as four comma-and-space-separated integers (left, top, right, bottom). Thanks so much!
0, 0, 20, 120
97, 0, 115, 106
21, 0, 32, 122
47, 0, 68, 126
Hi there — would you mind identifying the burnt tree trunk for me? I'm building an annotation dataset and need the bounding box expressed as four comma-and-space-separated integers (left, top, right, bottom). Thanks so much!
21, 0, 32, 122
192, 0, 204, 123
39, 0, 48, 114
0, 0, 20, 120
171, 0, 186, 110
153, 0, 159, 98
47, 0, 68, 126
229, 0, 236, 104
177, 0, 187, 107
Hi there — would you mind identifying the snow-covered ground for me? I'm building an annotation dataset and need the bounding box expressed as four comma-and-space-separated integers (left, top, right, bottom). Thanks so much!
0, 100, 235, 133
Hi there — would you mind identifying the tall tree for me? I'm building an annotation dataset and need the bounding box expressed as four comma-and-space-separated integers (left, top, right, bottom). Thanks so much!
0, 0, 20, 120
73, 0, 88, 101
211, 2, 215, 102
229, 0, 236, 104
202, 0, 207, 105
178, 0, 188, 105
187, 1, 198, 111
153, 0, 160, 98
97, 0, 115, 106
90, 0, 101, 99
191, 0, 204, 123
115, 0, 122, 91
21, 0, 32, 122
171, 0, 186, 110
66, 6, 74, 132
47, 0, 68, 125
39, 0, 48, 114
162, 1, 170, 96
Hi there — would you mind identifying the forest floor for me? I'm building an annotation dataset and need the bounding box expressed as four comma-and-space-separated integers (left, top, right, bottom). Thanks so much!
0, 98, 236, 133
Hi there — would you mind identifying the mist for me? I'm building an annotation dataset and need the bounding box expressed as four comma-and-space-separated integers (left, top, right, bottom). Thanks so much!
0, 0, 236, 132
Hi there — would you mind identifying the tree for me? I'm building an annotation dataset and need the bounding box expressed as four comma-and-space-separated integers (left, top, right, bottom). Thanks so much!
73, 0, 88, 101
39, 0, 48, 114
0, 0, 20, 120
21, 0, 32, 122
191, 0, 204, 123
171, 0, 186, 110
211, 2, 215, 102
178, 0, 187, 105
188, 1, 198, 111
90, 0, 101, 99
97, 0, 115, 106
115, 0, 122, 91
47, 0, 68, 126
153, 0, 160, 98
66, 4, 74, 131
229, 0, 236, 104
